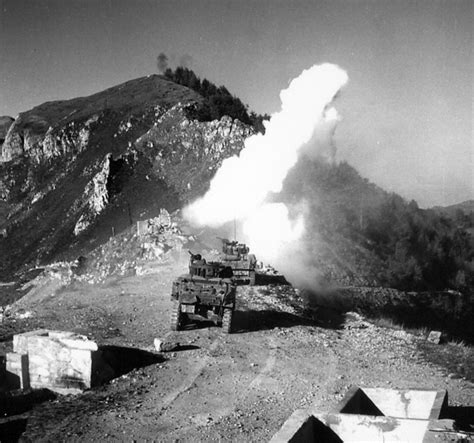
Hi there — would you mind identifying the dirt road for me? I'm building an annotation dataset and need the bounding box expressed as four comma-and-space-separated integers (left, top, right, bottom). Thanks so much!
0, 266, 472, 442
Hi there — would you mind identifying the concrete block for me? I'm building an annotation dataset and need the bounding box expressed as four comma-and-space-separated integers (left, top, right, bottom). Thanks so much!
337, 387, 447, 420
269, 409, 311, 443
30, 374, 54, 390
273, 387, 451, 442
69, 349, 93, 386
57, 347, 71, 362
30, 365, 50, 378
48, 331, 75, 339
6, 352, 29, 389
59, 337, 98, 351
12, 329, 98, 393
271, 412, 433, 442
13, 329, 49, 354
315, 413, 429, 442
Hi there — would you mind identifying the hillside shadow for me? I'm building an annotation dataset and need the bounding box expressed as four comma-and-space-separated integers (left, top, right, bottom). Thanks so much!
93, 345, 164, 385
0, 418, 27, 443
180, 318, 217, 331
0, 389, 56, 418
233, 308, 344, 333
255, 273, 290, 286
443, 406, 474, 433
308, 306, 347, 330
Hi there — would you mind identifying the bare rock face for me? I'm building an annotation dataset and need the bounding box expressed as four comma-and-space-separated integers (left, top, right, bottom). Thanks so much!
135, 103, 254, 200
73, 154, 112, 236
0, 116, 14, 146
1, 114, 98, 164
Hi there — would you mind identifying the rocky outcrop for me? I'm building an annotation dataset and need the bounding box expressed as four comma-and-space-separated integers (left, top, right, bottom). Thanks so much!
73, 154, 112, 236
1, 114, 98, 164
0, 116, 14, 146
134, 103, 254, 200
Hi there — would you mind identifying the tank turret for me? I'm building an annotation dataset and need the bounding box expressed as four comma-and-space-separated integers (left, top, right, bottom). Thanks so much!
217, 238, 256, 285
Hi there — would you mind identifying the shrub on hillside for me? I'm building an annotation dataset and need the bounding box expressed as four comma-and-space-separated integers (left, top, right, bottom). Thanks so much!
164, 67, 269, 132
284, 157, 474, 293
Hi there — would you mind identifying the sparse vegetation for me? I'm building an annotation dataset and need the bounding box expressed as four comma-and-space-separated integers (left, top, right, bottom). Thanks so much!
369, 315, 474, 382
163, 66, 270, 132
369, 316, 431, 337
420, 338, 474, 382
285, 157, 474, 293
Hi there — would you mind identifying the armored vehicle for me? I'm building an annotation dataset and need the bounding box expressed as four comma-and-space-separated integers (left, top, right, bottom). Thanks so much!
170, 252, 236, 333
218, 238, 257, 285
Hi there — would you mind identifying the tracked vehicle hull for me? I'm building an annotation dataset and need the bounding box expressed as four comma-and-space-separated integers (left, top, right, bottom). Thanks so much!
218, 239, 257, 285
170, 254, 236, 333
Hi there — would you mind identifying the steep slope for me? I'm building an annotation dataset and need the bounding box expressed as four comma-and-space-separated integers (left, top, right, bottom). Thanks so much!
0, 75, 254, 278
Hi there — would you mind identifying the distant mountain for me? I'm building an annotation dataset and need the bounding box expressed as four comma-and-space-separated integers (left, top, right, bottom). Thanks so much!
432, 200, 474, 215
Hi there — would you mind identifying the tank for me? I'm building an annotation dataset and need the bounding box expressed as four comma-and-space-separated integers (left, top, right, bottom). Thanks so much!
170, 251, 236, 333
218, 238, 257, 285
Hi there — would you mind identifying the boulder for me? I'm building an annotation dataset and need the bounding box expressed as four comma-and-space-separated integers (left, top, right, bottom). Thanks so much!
154, 338, 179, 352
427, 330, 442, 344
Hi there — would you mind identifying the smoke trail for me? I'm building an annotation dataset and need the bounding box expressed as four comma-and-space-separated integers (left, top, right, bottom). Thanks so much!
185, 63, 347, 226
184, 63, 348, 287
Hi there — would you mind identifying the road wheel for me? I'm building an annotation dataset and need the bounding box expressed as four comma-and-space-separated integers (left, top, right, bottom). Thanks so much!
170, 301, 182, 331
222, 308, 234, 334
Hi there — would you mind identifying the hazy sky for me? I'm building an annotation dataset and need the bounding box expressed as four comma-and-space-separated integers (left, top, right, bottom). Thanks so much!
0, 0, 472, 207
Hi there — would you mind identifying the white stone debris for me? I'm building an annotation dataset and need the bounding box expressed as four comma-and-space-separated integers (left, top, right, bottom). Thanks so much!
154, 338, 180, 352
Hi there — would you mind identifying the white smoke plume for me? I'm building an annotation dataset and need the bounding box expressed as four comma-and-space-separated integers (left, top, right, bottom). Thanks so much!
184, 63, 348, 288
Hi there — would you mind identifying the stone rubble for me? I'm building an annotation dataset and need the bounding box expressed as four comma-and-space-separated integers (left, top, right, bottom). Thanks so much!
427, 330, 443, 344
154, 338, 180, 353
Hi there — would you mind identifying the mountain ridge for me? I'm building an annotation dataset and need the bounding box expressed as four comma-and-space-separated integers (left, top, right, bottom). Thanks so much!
0, 73, 254, 278
432, 199, 474, 214
0, 70, 472, 295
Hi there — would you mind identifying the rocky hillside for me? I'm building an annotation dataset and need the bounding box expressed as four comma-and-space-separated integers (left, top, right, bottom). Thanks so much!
1, 71, 472, 299
0, 117, 14, 146
0, 75, 254, 278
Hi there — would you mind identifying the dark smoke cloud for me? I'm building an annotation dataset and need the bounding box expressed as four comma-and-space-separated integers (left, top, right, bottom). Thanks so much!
157, 52, 168, 73
157, 53, 194, 72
